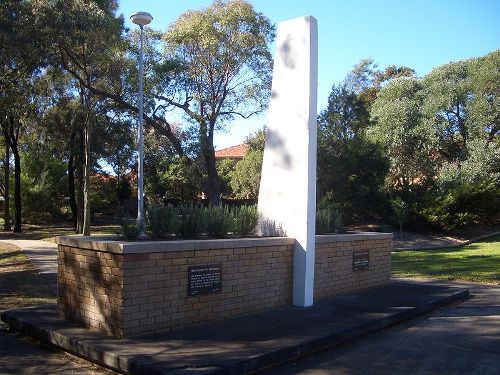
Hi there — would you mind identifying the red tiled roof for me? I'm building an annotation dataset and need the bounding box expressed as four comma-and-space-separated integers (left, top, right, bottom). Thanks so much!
215, 144, 248, 159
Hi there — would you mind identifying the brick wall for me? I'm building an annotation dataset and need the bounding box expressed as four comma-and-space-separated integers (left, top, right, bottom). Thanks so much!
314, 235, 392, 299
58, 246, 124, 336
57, 233, 392, 338
57, 237, 295, 337
120, 245, 294, 336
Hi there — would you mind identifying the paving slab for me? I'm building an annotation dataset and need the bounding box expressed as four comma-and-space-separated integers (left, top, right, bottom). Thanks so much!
261, 280, 500, 375
1, 280, 468, 375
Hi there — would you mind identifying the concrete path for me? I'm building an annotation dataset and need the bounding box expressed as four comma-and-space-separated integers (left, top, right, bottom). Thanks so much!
0, 238, 117, 374
0, 239, 58, 275
1, 237, 498, 374
261, 280, 500, 375
2, 280, 469, 375
0, 327, 116, 375
0, 239, 58, 294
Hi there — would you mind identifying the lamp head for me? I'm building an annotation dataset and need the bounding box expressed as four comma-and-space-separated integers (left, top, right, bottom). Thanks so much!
130, 12, 153, 27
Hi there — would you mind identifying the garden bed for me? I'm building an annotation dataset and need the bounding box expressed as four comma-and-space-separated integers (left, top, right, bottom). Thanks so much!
55, 232, 392, 337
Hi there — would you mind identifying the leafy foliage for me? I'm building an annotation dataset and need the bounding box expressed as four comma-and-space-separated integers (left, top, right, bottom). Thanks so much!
88, 174, 119, 216
205, 205, 234, 238
230, 150, 263, 199
370, 77, 435, 195
316, 208, 345, 234
390, 197, 409, 240
120, 214, 138, 241
146, 204, 181, 239
20, 153, 67, 222
216, 158, 236, 197
229, 128, 266, 199
437, 138, 500, 187
233, 205, 259, 236
419, 182, 499, 230
318, 83, 389, 220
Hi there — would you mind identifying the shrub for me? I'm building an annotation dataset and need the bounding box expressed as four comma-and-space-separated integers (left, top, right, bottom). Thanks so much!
120, 215, 138, 241
178, 205, 206, 239
390, 197, 408, 240
316, 209, 331, 234
420, 182, 500, 231
316, 208, 345, 234
233, 205, 259, 236
333, 209, 345, 233
205, 205, 234, 238
146, 204, 180, 239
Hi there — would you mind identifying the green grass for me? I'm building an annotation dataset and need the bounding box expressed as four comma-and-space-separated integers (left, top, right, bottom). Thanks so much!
392, 234, 500, 284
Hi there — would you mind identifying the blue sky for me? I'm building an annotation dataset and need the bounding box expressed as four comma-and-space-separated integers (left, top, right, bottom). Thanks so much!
119, 0, 500, 149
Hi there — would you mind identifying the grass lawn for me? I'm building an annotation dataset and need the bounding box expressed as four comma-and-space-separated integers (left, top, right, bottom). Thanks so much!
392, 234, 500, 284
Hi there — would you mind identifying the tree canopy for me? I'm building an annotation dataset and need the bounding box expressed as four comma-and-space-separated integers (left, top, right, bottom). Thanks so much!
163, 0, 275, 203
0, 0, 497, 233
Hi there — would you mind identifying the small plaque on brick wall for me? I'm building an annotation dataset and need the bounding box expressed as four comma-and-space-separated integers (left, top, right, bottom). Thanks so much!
353, 251, 369, 271
187, 264, 222, 296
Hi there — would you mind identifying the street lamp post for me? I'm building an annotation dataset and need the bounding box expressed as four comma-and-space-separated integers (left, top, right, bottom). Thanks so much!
130, 11, 153, 238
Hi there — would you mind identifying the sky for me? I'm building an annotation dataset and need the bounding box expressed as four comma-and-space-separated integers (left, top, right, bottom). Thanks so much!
118, 0, 500, 149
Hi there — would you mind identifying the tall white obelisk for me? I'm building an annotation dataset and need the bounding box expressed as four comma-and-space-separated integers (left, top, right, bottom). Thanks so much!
257, 16, 318, 307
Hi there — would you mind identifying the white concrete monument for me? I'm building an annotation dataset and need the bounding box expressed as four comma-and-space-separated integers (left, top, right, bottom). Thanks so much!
257, 16, 318, 307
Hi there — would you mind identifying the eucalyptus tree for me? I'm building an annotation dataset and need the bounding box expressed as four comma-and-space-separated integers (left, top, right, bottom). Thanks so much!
421, 60, 471, 163
0, 0, 48, 231
31, 0, 127, 233
370, 77, 435, 195
422, 51, 500, 188
32, 0, 274, 207
467, 50, 499, 144
160, 0, 275, 204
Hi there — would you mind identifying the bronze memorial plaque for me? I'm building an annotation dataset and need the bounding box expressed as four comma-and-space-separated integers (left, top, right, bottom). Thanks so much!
353, 251, 369, 271
187, 264, 222, 296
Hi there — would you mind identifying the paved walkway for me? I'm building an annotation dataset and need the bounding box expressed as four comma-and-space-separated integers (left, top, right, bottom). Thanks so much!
0, 238, 116, 374
2, 281, 469, 374
0, 239, 58, 274
0, 239, 58, 293
1, 237, 499, 374
262, 280, 500, 375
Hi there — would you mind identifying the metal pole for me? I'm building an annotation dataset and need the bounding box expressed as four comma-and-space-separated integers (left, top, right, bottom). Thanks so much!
137, 24, 145, 238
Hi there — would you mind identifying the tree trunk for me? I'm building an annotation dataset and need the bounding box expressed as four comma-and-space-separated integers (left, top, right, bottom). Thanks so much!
82, 112, 91, 236
204, 155, 221, 205
76, 128, 84, 234
3, 143, 11, 231
67, 154, 77, 230
200, 122, 221, 205
12, 148, 21, 232
2, 117, 20, 232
